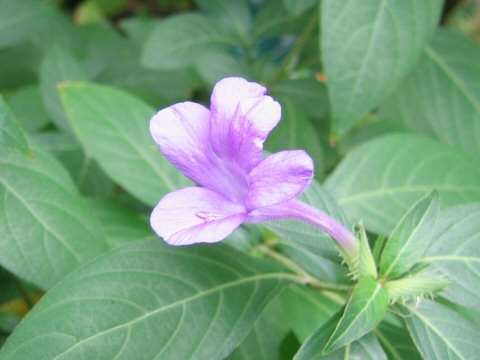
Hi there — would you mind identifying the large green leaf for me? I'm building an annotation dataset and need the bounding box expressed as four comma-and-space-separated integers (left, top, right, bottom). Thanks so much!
227, 299, 290, 360
404, 300, 480, 360
326, 134, 480, 234
33, 131, 115, 197
375, 321, 421, 360
0, 96, 29, 155
0, 146, 108, 290
421, 204, 480, 307
321, 0, 443, 136
0, 0, 50, 48
142, 13, 234, 70
380, 191, 439, 279
294, 311, 387, 360
0, 240, 291, 360
40, 46, 88, 133
7, 85, 50, 132
281, 285, 343, 341
266, 101, 324, 177
60, 82, 190, 206
266, 181, 350, 262
85, 198, 151, 249
381, 30, 480, 158
323, 276, 388, 352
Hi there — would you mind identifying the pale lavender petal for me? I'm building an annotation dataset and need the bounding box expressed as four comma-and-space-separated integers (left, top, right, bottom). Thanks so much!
150, 187, 246, 245
210, 77, 266, 128
150, 101, 248, 201
210, 77, 281, 172
246, 150, 314, 210
228, 95, 281, 171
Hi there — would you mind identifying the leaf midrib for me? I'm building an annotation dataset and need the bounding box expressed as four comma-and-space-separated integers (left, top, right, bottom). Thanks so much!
49, 272, 293, 359
405, 305, 465, 360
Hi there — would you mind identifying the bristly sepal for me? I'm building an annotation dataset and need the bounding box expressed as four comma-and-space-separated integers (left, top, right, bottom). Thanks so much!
384, 270, 451, 304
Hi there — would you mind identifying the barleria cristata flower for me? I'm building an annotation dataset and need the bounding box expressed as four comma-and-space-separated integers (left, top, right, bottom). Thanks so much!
150, 77, 358, 260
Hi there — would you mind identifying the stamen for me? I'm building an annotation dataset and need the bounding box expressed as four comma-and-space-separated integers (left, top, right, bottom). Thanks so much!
196, 211, 223, 222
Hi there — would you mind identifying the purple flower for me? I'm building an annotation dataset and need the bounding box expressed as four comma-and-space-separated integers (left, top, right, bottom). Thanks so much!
150, 77, 358, 257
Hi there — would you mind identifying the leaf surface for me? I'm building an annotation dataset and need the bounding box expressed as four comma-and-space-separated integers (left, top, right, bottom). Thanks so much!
422, 204, 480, 307
142, 13, 234, 70
322, 0, 443, 135
0, 147, 107, 289
60, 82, 190, 206
404, 300, 480, 360
0, 240, 290, 360
381, 30, 480, 158
380, 190, 439, 279
326, 134, 480, 234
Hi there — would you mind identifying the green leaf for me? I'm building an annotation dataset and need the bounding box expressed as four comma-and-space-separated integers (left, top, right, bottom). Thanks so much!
0, 96, 29, 154
281, 285, 343, 341
266, 181, 350, 262
252, 0, 307, 38
322, 0, 443, 136
325, 134, 480, 234
404, 300, 480, 360
283, 0, 317, 17
270, 79, 330, 119
323, 276, 388, 352
266, 101, 324, 178
60, 82, 190, 206
85, 198, 151, 249
87, 27, 196, 105
355, 224, 377, 279
421, 204, 480, 307
380, 190, 439, 279
0, 146, 108, 289
33, 131, 115, 197
142, 13, 234, 70
375, 321, 422, 360
294, 312, 387, 360
40, 46, 88, 133
195, 50, 252, 88
196, 0, 251, 44
7, 85, 50, 132
227, 299, 290, 360
0, 0, 50, 48
381, 30, 480, 158
0, 240, 290, 359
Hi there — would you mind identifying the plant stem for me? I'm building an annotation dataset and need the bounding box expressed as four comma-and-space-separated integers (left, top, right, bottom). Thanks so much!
269, 10, 319, 84
255, 244, 350, 291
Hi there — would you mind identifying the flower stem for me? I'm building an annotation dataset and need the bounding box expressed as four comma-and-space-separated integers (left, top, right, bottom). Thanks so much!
248, 200, 360, 266
255, 244, 351, 291
269, 9, 319, 84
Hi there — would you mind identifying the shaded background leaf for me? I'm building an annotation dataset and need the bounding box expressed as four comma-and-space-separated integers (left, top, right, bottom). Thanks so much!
322, 0, 443, 136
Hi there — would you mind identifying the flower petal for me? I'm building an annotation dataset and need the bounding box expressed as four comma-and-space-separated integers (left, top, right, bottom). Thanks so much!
246, 150, 314, 210
210, 77, 281, 172
150, 187, 246, 246
150, 101, 211, 181
228, 96, 281, 171
150, 101, 248, 201
210, 77, 267, 126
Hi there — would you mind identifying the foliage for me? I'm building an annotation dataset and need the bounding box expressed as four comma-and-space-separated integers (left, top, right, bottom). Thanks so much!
0, 0, 479, 359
